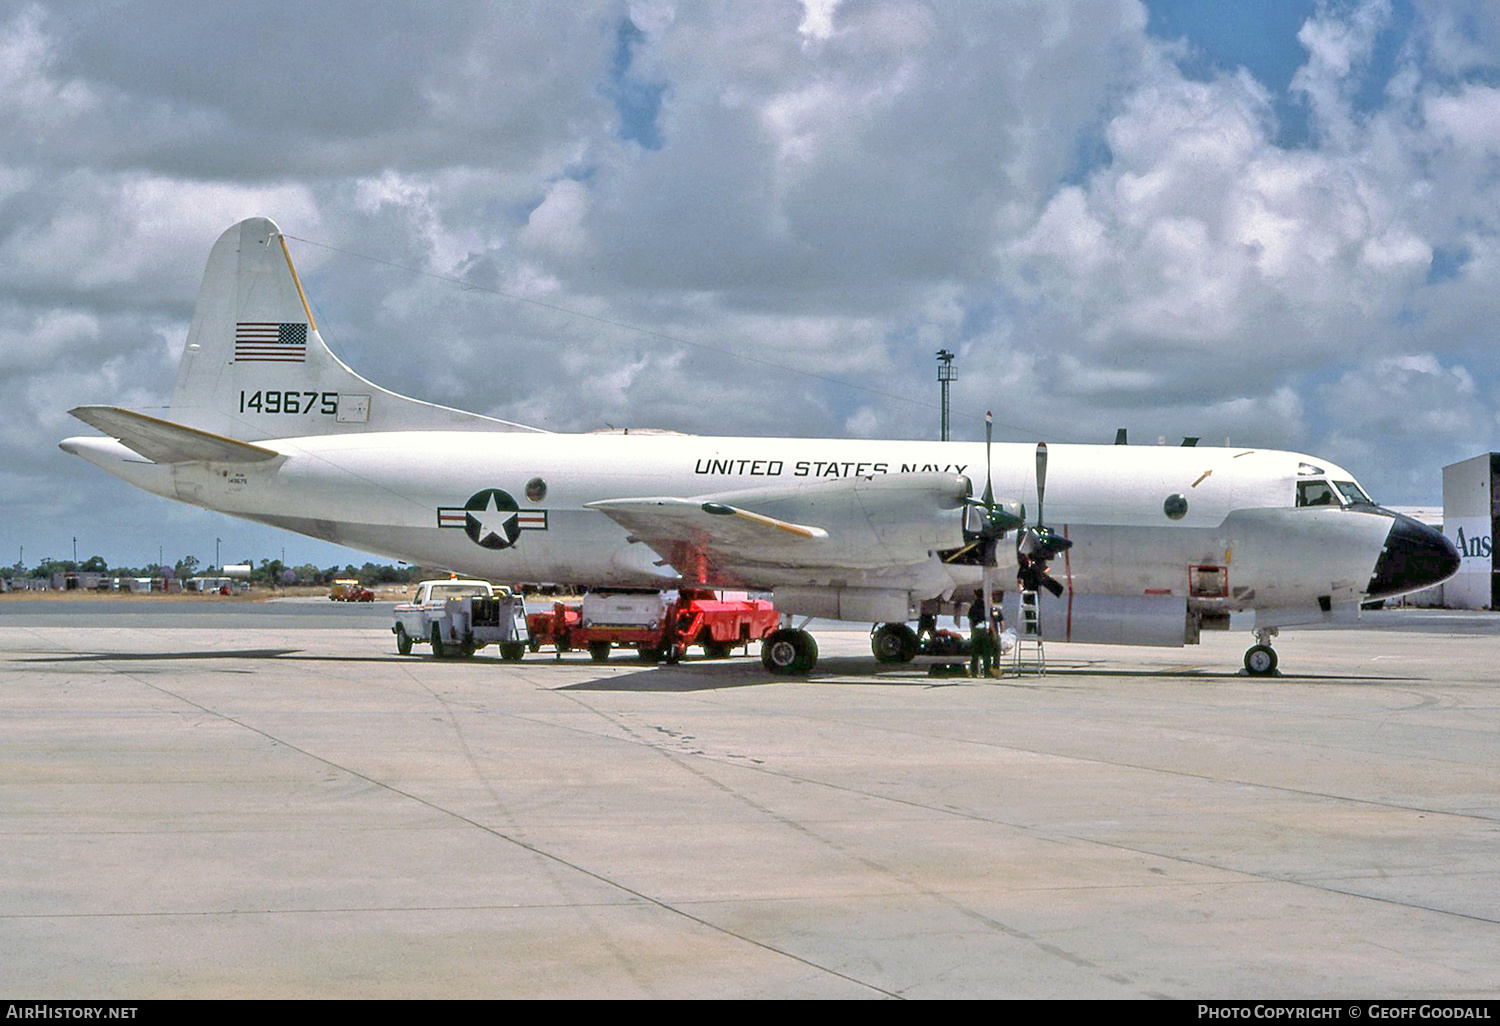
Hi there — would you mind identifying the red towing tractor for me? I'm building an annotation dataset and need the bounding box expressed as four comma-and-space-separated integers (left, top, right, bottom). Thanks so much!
527, 588, 779, 663
329, 578, 375, 602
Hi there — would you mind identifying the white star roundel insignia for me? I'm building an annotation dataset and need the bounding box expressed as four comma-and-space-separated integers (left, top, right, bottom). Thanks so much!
465, 488, 520, 548
437, 489, 548, 549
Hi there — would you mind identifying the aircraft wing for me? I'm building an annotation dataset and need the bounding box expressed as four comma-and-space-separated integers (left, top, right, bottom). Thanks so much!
68, 406, 280, 464
587, 472, 970, 586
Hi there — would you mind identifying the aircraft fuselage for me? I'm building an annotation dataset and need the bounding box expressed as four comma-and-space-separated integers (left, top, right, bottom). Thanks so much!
65, 428, 1425, 642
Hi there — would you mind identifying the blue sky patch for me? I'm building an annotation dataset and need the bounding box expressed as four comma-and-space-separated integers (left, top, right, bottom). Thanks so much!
607, 17, 666, 150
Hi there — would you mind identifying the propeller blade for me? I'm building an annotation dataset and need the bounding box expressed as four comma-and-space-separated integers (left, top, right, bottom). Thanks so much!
983, 411, 994, 507
1035, 442, 1048, 526
983, 564, 995, 627
1039, 572, 1065, 598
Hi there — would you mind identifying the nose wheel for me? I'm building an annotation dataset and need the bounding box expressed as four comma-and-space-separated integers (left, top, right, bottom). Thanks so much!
1244, 629, 1279, 676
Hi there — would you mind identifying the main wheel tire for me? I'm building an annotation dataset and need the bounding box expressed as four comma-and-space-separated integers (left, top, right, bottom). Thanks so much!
395, 624, 413, 655
589, 641, 611, 662
795, 633, 819, 674
871, 623, 918, 663
430, 623, 447, 659
761, 629, 818, 675
1244, 644, 1278, 676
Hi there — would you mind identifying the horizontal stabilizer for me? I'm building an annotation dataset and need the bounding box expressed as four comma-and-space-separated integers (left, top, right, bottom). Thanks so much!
68, 406, 280, 464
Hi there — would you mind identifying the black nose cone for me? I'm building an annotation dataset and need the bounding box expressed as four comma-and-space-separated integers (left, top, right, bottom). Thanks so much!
1367, 514, 1461, 599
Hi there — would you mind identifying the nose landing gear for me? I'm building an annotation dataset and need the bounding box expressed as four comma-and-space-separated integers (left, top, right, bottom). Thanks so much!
1244, 628, 1279, 676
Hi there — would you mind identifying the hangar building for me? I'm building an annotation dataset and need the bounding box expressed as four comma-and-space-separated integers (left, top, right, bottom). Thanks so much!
1440, 453, 1498, 609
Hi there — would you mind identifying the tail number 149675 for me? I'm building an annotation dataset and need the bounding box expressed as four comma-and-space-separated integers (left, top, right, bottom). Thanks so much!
239, 390, 339, 415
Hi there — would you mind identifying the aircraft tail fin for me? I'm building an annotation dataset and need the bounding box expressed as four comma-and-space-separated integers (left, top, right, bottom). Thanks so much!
166, 217, 538, 440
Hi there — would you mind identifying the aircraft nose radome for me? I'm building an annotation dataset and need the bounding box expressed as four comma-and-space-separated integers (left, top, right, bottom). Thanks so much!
1367, 514, 1461, 599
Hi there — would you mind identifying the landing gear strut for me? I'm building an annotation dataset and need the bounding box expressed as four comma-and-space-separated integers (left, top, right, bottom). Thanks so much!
1244, 628, 1279, 676
761, 628, 819, 675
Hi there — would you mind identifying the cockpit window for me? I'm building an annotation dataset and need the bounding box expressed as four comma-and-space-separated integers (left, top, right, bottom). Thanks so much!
1296, 479, 1374, 508
1333, 480, 1372, 505
1296, 480, 1339, 507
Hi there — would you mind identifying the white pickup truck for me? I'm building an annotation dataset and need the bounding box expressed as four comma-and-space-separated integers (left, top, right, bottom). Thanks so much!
392, 579, 530, 660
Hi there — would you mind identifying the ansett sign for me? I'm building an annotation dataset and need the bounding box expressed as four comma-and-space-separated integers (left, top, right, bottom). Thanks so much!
1457, 527, 1493, 559
1446, 517, 1492, 568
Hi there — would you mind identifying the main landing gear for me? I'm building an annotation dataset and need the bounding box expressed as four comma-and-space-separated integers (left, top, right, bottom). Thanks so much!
1243, 628, 1279, 676
761, 628, 818, 675
871, 622, 918, 663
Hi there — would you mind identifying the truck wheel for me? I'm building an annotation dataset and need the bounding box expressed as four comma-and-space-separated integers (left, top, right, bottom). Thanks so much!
588, 641, 611, 662
637, 645, 662, 663
430, 623, 448, 659
704, 638, 734, 659
395, 625, 413, 655
499, 642, 526, 662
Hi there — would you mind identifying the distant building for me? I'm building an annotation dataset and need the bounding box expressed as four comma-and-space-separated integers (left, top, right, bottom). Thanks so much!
1441, 454, 1498, 609
186, 577, 231, 593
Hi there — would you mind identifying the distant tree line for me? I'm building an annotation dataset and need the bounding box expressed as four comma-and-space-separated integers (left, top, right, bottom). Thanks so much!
8, 556, 431, 587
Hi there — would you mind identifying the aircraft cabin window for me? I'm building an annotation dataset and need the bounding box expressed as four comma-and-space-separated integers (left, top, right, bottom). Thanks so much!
1296, 480, 1338, 507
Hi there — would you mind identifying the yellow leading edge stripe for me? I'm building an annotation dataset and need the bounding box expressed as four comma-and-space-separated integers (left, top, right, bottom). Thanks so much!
729, 507, 826, 539
278, 233, 319, 332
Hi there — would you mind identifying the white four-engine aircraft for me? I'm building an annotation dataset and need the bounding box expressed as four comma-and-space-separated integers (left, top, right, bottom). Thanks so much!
61, 217, 1460, 675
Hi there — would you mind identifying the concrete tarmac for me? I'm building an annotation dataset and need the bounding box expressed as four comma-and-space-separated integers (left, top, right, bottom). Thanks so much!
2, 602, 1497, 998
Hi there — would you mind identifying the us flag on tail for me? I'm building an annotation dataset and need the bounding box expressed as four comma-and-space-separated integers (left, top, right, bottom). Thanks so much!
234, 322, 307, 362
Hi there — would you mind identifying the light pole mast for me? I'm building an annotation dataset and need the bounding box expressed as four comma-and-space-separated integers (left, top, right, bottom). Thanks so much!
936, 349, 956, 441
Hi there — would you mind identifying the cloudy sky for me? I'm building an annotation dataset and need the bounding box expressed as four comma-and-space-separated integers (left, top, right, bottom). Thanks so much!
4, 0, 1498, 572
